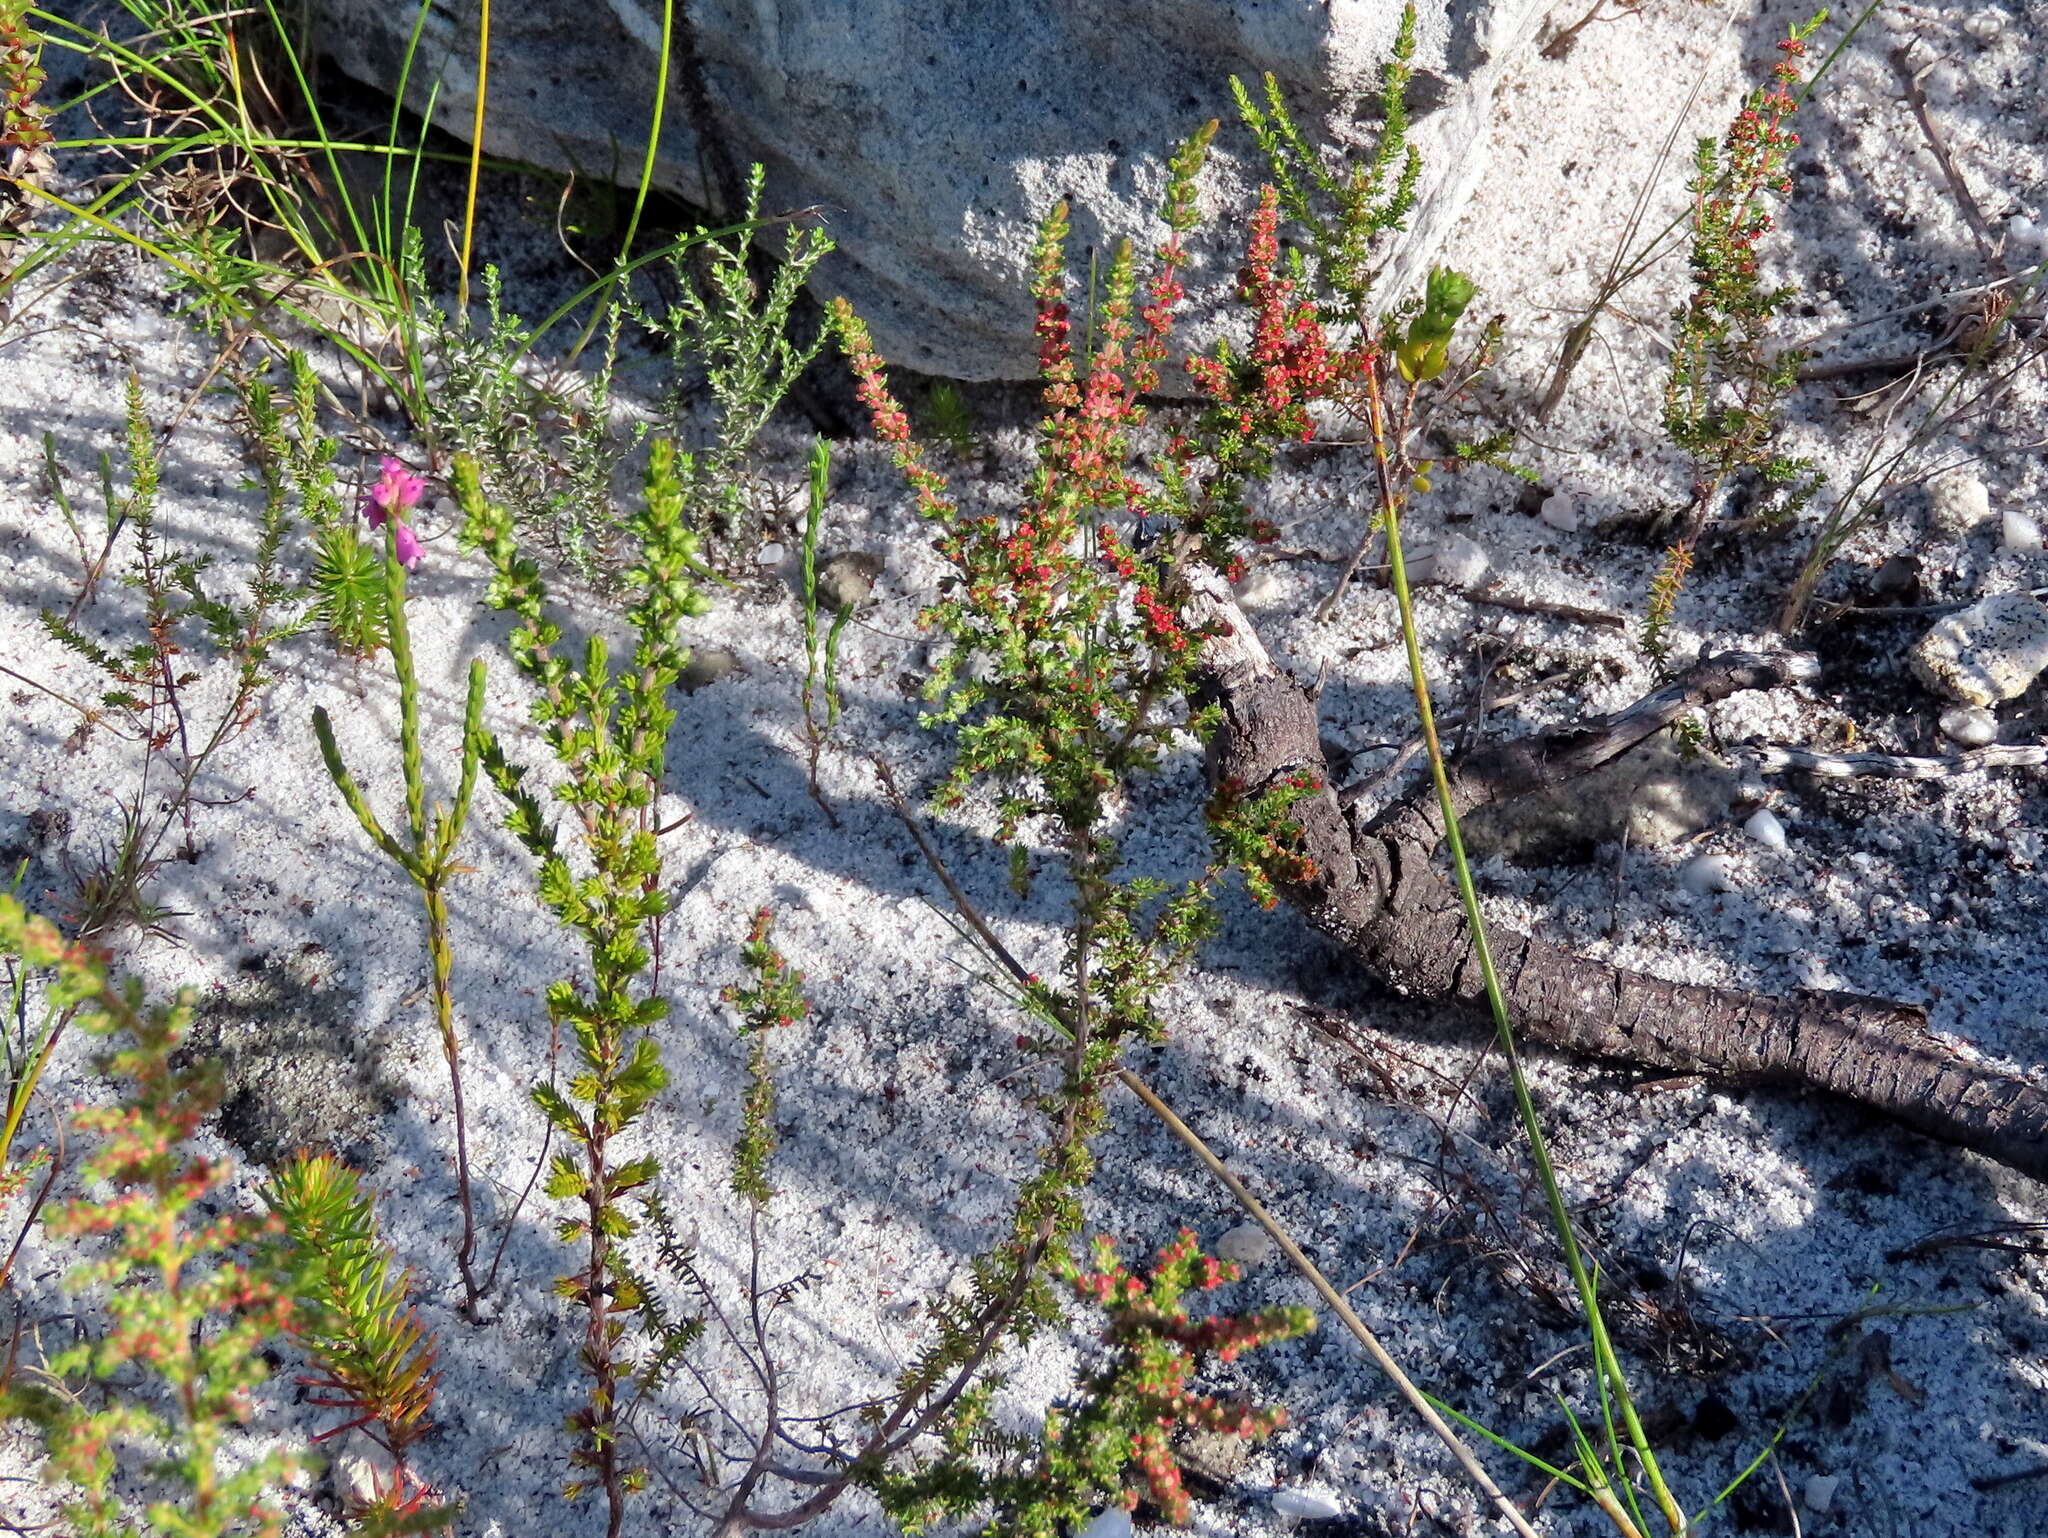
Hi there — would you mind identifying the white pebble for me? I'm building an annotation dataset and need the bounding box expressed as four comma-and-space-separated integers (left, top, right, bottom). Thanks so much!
1235, 567, 1286, 608
1962, 7, 2005, 39
2002, 508, 2043, 551
2007, 213, 2044, 252
1079, 1507, 1135, 1538
756, 542, 787, 566
1273, 1488, 1345, 1520
1804, 1473, 1841, 1513
1743, 808, 1788, 851
1939, 705, 1999, 747
1910, 594, 2048, 704
1926, 471, 1992, 536
1414, 533, 1490, 590
1538, 491, 1580, 533
1681, 853, 1738, 896
1215, 1220, 1275, 1267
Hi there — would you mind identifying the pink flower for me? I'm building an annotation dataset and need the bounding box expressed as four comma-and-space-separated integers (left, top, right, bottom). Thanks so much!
363, 456, 426, 570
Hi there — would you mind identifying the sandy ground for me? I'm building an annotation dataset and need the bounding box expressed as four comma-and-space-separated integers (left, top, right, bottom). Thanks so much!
3, 1, 2046, 1534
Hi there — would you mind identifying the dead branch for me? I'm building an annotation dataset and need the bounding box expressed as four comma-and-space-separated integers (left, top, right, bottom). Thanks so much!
1188, 573, 2048, 1182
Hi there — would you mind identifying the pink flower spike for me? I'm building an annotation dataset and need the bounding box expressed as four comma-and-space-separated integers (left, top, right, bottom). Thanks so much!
362, 457, 427, 570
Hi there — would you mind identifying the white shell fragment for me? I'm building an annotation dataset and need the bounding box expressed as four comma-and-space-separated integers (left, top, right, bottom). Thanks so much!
1273, 1488, 1346, 1520
1538, 491, 1580, 532
1414, 533, 1490, 590
1939, 705, 2000, 748
1909, 594, 2048, 705
1216, 1220, 1276, 1267
1743, 808, 1788, 851
1804, 1474, 1841, 1513
1925, 471, 1992, 537
2001, 508, 2043, 552
1079, 1507, 1135, 1538
1681, 853, 1738, 895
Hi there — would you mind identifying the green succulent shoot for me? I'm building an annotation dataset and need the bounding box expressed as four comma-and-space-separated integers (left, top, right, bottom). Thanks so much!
1396, 266, 1478, 382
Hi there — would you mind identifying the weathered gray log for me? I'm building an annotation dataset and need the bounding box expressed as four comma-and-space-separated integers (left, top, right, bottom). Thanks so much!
1188, 576, 2048, 1181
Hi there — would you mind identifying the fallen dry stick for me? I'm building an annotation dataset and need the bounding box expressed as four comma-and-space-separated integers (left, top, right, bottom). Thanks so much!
1188, 576, 2048, 1182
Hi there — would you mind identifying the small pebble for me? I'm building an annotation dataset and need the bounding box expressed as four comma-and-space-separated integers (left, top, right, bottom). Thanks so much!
756, 542, 788, 567
1078, 1508, 1134, 1538
1744, 808, 1788, 851
1803, 1474, 1841, 1513
1681, 853, 1738, 896
1414, 533, 1489, 590
1910, 593, 2048, 704
678, 647, 739, 693
2001, 508, 2043, 551
1215, 1221, 1275, 1267
1235, 566, 1286, 608
816, 550, 883, 609
1868, 553, 1920, 600
1273, 1488, 1345, 1520
2007, 213, 2044, 252
1926, 471, 1992, 537
1939, 705, 1999, 747
1537, 491, 1580, 533
1962, 7, 2005, 39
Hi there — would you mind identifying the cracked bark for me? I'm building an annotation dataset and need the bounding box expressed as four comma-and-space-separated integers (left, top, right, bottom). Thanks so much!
1188, 576, 2048, 1182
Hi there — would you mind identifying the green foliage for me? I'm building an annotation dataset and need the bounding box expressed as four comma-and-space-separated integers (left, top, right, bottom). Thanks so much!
33, 377, 304, 936
1205, 772, 1323, 910
1655, 14, 1827, 650
923, 382, 976, 458
312, 508, 489, 1314
459, 439, 713, 1520
264, 1153, 454, 1526
1397, 266, 1480, 383
1230, 2, 1420, 316
632, 163, 836, 561
797, 438, 853, 819
721, 909, 810, 1206
0, 897, 295, 1537
246, 353, 390, 655
875, 1231, 1310, 1534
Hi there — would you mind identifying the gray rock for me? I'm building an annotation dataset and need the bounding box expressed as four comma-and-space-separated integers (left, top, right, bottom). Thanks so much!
1910, 594, 2048, 705
679, 646, 740, 692
1215, 1219, 1275, 1267
816, 550, 883, 610
1466, 731, 1742, 864
313, 0, 1549, 381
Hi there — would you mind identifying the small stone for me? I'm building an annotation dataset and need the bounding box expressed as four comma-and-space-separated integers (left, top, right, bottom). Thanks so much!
1939, 705, 1999, 747
678, 647, 739, 693
1215, 1221, 1275, 1267
1744, 808, 1787, 851
1273, 1488, 1345, 1520
1414, 533, 1489, 589
1078, 1507, 1134, 1538
1909, 594, 2048, 704
1538, 491, 1580, 533
1926, 471, 1992, 537
816, 550, 883, 609
1868, 553, 1920, 600
1681, 853, 1738, 896
2001, 508, 2043, 551
1803, 1474, 1841, 1513
2008, 213, 2044, 252
1962, 7, 2005, 38
1178, 1426, 1252, 1486
1235, 566, 1286, 608
756, 542, 788, 567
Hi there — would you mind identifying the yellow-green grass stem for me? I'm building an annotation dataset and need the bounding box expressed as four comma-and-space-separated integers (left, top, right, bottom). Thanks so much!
1366, 361, 1684, 1535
